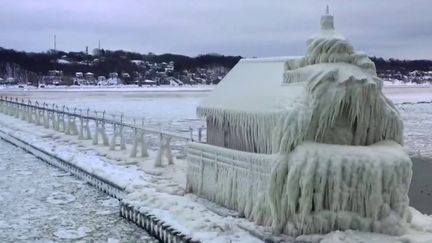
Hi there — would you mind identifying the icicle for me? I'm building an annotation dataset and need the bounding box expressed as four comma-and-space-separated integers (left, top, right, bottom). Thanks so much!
43, 103, 49, 128
92, 118, 109, 146
110, 121, 126, 151
130, 122, 149, 158
154, 134, 174, 167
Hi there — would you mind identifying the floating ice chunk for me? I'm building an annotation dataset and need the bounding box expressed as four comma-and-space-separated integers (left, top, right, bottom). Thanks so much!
95, 209, 117, 215
101, 198, 119, 207
46, 192, 76, 204
17, 170, 33, 175
53, 226, 91, 239
410, 207, 432, 233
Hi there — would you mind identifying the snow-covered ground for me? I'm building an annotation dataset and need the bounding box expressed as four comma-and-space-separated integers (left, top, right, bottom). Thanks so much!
0, 86, 432, 242
384, 86, 432, 104
383, 81, 432, 87
0, 139, 157, 242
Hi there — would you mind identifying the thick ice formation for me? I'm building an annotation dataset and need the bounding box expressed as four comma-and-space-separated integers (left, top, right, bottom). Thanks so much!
189, 9, 412, 236
269, 141, 411, 235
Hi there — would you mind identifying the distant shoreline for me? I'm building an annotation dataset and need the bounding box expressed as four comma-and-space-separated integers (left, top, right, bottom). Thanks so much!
0, 85, 215, 93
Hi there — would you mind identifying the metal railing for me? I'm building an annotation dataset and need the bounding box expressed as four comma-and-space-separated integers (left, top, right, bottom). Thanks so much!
0, 96, 206, 167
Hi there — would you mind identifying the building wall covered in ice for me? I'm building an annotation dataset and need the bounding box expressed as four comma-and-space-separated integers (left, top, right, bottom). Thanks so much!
187, 141, 412, 236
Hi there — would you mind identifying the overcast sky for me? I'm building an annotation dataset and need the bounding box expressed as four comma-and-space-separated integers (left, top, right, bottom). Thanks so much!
0, 0, 431, 59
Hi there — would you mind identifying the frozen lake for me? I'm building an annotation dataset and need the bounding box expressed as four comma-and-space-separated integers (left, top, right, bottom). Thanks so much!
0, 86, 431, 121
0, 91, 207, 125
0, 88, 431, 156
0, 139, 157, 243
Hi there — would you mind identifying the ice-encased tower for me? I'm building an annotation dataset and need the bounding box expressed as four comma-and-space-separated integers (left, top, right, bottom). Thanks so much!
186, 9, 412, 236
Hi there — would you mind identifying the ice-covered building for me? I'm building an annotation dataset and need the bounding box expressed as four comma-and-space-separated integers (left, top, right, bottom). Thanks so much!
187, 9, 412, 236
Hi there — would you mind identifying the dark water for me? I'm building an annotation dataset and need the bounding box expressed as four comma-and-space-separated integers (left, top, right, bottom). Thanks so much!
409, 157, 432, 214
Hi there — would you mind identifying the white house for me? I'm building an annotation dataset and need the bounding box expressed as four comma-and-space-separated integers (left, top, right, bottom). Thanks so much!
186, 10, 412, 236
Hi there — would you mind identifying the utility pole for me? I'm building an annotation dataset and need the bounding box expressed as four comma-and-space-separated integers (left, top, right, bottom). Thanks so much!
54, 35, 57, 51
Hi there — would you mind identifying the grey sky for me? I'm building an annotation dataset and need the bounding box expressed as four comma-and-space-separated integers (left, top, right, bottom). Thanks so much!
0, 0, 431, 59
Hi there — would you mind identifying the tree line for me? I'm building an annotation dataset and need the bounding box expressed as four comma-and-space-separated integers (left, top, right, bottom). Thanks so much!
0, 47, 431, 81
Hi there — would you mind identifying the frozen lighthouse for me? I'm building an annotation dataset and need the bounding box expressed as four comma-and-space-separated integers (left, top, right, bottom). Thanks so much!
186, 8, 412, 236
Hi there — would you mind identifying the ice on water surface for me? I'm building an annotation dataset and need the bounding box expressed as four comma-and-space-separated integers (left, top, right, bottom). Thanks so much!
0, 140, 158, 242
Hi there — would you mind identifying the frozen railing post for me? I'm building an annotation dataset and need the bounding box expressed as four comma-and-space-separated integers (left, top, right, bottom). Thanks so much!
35, 101, 42, 125
34, 101, 39, 124
27, 100, 33, 123
198, 126, 203, 143
6, 97, 11, 115
3, 96, 8, 114
4, 97, 9, 115
110, 113, 126, 150
0, 96, 3, 113
71, 107, 79, 135
93, 110, 109, 146
14, 98, 19, 119
20, 99, 26, 120
5, 96, 9, 115
64, 107, 71, 134
52, 104, 58, 130
3, 96, 7, 114
57, 105, 66, 132
8, 97, 14, 117
92, 111, 99, 144
79, 108, 92, 140
10, 97, 15, 116
43, 103, 50, 128
130, 119, 149, 158
189, 127, 194, 141
54, 105, 61, 132
32, 100, 39, 124
85, 108, 92, 139
65, 107, 78, 135
154, 133, 173, 167
78, 108, 84, 139
9, 97, 13, 115
48, 103, 55, 129
2, 97, 6, 114
3, 97, 7, 114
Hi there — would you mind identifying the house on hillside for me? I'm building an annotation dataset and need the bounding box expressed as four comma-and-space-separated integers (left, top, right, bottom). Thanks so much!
45, 70, 63, 85
85, 72, 95, 85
